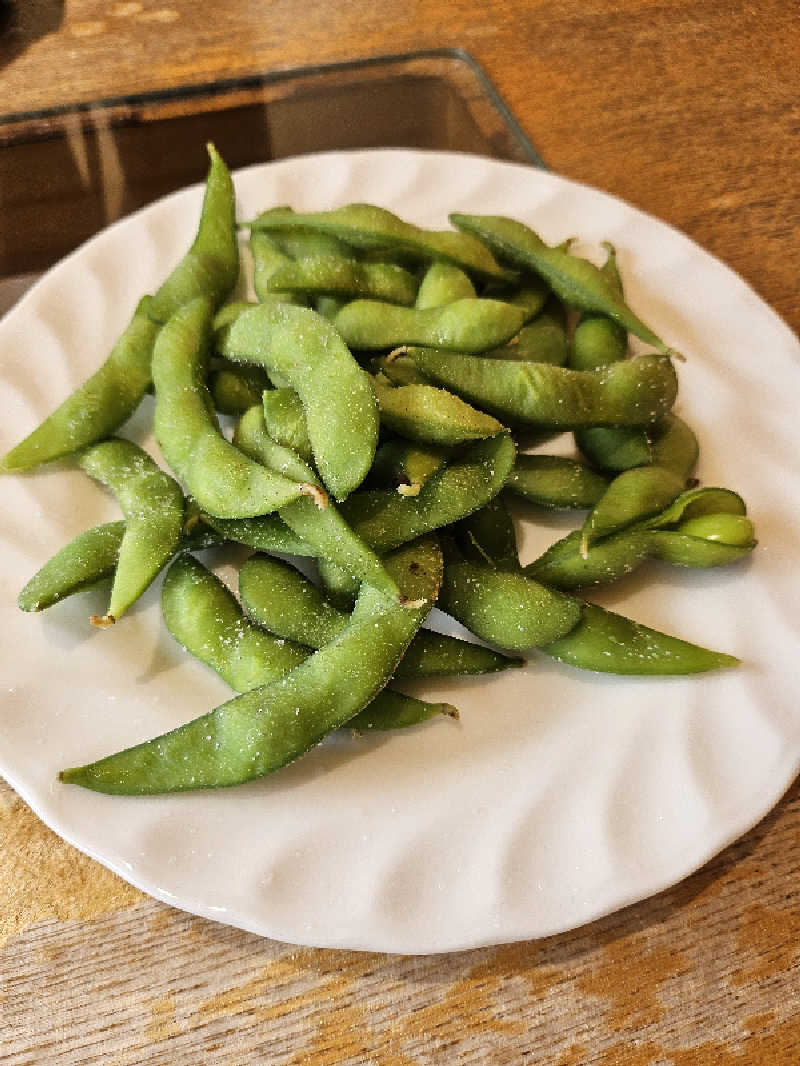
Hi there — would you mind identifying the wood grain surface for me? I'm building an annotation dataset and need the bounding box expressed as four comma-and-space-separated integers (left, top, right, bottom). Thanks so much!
1, 1, 799, 1062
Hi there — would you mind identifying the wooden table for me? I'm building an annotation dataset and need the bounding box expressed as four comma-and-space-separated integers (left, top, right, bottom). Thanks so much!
2, 2, 799, 1062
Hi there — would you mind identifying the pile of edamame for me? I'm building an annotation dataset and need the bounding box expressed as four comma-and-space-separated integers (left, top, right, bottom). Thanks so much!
3, 145, 756, 795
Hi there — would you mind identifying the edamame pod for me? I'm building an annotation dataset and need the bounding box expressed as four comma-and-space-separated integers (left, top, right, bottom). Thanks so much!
576, 413, 699, 479
348, 691, 458, 732
234, 405, 400, 601
148, 144, 239, 324
239, 552, 518, 677
264, 256, 418, 306
641, 486, 747, 529
202, 512, 314, 556
439, 549, 582, 651
78, 438, 185, 625
1, 298, 160, 472
333, 298, 526, 353
579, 465, 686, 554
247, 204, 513, 281
261, 388, 314, 463
415, 262, 477, 308
209, 365, 271, 414
409, 349, 678, 429
540, 603, 739, 674
18, 521, 126, 612
372, 374, 505, 446
152, 296, 307, 519
450, 214, 673, 354
453, 497, 520, 571
251, 231, 304, 306
504, 455, 610, 510
59, 538, 443, 793
338, 433, 517, 554
368, 440, 452, 495
568, 243, 628, 371
163, 554, 310, 691
526, 500, 755, 590
3, 147, 238, 473
219, 301, 378, 500
485, 298, 569, 366
440, 551, 739, 672
163, 554, 454, 733
372, 352, 432, 387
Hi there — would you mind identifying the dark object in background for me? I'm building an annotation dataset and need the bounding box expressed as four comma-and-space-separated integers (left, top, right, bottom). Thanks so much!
0, 1, 65, 68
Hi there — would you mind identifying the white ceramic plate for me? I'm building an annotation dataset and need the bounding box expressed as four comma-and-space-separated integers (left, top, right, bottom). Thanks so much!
1, 150, 799, 954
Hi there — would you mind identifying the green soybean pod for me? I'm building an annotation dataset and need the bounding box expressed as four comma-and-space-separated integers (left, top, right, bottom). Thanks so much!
240, 553, 346, 648
439, 549, 582, 651
261, 388, 314, 463
574, 425, 652, 472
78, 438, 185, 626
576, 413, 699, 479
640, 486, 747, 530
250, 231, 297, 305
569, 243, 628, 371
333, 298, 526, 353
505, 455, 610, 510
18, 521, 126, 612
524, 527, 656, 589
371, 352, 432, 387
675, 513, 755, 546
264, 256, 418, 306
148, 143, 239, 324
485, 298, 569, 366
372, 374, 505, 446
247, 203, 513, 281
152, 297, 307, 519
410, 349, 678, 429
274, 229, 353, 260
202, 512, 314, 556
163, 553, 455, 733
450, 214, 673, 354
209, 365, 271, 415
453, 497, 520, 571
579, 465, 686, 554
540, 603, 739, 674
163, 553, 310, 691
525, 505, 755, 590
368, 440, 452, 495
316, 556, 360, 610
650, 527, 757, 569
415, 262, 477, 308
59, 537, 443, 794
233, 405, 401, 602
338, 432, 517, 554
3, 147, 237, 474
219, 301, 379, 500
239, 552, 518, 677
1, 298, 160, 473
348, 691, 459, 732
